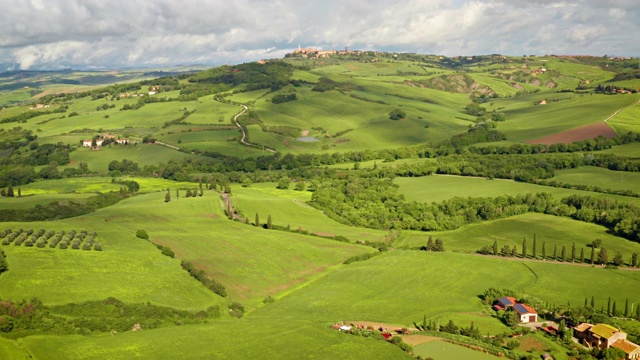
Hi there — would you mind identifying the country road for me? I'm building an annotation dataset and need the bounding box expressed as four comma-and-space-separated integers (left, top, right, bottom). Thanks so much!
604, 97, 640, 122
229, 102, 276, 153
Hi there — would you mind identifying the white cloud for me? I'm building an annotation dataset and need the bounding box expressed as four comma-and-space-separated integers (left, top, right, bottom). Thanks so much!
0, 0, 637, 69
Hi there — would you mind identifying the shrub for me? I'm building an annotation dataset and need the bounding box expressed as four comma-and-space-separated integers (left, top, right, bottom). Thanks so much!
136, 229, 149, 240
71, 241, 80, 250
82, 243, 92, 250
24, 239, 33, 247
389, 109, 407, 120
36, 239, 46, 248
93, 242, 103, 251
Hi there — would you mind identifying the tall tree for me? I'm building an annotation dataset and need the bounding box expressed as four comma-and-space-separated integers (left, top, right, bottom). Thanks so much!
598, 247, 609, 265
590, 247, 596, 264
612, 301, 617, 316
612, 252, 624, 266
571, 243, 576, 263
561, 245, 566, 262
625, 299, 629, 318
608, 297, 611, 316
522, 236, 527, 258
492, 240, 498, 256
553, 244, 558, 261
542, 241, 547, 260
632, 253, 638, 268
7, 186, 14, 197
580, 248, 585, 264
267, 215, 272, 229
176, 188, 179, 198
165, 188, 171, 203
427, 236, 434, 251
532, 233, 537, 259
435, 238, 444, 252
590, 296, 595, 309
255, 213, 260, 227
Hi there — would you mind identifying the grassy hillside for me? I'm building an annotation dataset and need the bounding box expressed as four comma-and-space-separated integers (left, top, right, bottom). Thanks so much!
395, 174, 640, 205
19, 320, 411, 360
397, 213, 640, 256
252, 251, 640, 326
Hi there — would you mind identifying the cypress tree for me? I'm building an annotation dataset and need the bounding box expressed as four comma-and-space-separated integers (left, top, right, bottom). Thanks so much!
165, 188, 171, 202
532, 233, 537, 259
522, 236, 527, 258
632, 253, 638, 268
571, 243, 576, 263
561, 245, 566, 262
591, 296, 595, 309
580, 248, 585, 264
422, 314, 427, 330
608, 297, 611, 316
612, 301, 617, 316
255, 213, 260, 227
542, 241, 546, 260
267, 215, 272, 230
584, 298, 588, 307
17, 188, 21, 197
625, 299, 629, 317
176, 188, 179, 198
492, 240, 498, 255
553, 244, 557, 261
637, 303, 640, 320
590, 247, 596, 264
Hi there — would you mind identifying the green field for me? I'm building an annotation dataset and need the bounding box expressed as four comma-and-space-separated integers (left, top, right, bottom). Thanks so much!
413, 340, 499, 360
552, 167, 640, 193
2, 55, 640, 359
398, 213, 640, 256
231, 183, 389, 242
67, 144, 209, 174
394, 174, 640, 205
18, 320, 411, 360
252, 251, 640, 326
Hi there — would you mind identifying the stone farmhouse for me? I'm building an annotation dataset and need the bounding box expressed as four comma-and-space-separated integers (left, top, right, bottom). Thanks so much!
574, 323, 640, 359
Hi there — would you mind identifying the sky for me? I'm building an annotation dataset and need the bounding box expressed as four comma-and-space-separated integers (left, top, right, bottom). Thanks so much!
0, 0, 638, 70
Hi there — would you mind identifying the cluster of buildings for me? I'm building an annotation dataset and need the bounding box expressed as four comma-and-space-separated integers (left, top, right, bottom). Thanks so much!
574, 323, 640, 359
82, 133, 129, 148
493, 296, 539, 323
289, 45, 355, 58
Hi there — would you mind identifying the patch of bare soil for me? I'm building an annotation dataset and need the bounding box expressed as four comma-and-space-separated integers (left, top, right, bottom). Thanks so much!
301, 130, 310, 136
517, 336, 548, 352
312, 232, 335, 237
401, 335, 441, 346
526, 122, 616, 145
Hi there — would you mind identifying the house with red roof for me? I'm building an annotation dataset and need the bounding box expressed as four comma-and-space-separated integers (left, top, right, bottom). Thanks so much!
492, 296, 538, 323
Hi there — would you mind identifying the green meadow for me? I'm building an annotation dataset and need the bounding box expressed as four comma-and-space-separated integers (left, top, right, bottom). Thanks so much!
251, 251, 640, 326
231, 183, 389, 242
397, 213, 640, 256
552, 166, 640, 193
67, 144, 209, 173
413, 340, 500, 360
18, 320, 411, 360
394, 174, 640, 205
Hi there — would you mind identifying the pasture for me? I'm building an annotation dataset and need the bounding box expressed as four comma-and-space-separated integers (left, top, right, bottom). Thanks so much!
251, 251, 640, 328
230, 182, 389, 242
18, 320, 411, 359
413, 340, 499, 360
552, 166, 640, 193
398, 212, 640, 256
67, 144, 209, 173
394, 174, 640, 205
86, 190, 374, 308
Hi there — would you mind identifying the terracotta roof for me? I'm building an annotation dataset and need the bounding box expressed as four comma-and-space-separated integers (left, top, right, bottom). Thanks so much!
591, 323, 619, 339
611, 339, 639, 354
514, 303, 537, 315
574, 323, 593, 332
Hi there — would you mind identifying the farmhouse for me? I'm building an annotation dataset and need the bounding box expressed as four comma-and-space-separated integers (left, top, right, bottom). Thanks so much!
573, 323, 640, 359
82, 139, 104, 147
493, 297, 538, 323
513, 303, 538, 323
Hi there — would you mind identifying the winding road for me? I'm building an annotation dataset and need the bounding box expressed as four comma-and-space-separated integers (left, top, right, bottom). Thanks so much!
230, 102, 276, 154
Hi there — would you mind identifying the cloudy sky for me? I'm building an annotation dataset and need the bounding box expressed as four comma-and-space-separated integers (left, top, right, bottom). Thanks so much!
1, 0, 638, 70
